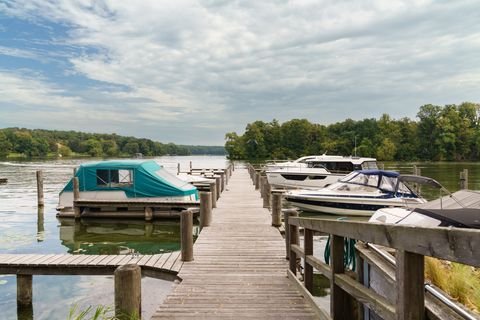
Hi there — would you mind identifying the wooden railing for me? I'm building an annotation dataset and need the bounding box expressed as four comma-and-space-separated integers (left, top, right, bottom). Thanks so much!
287, 217, 480, 320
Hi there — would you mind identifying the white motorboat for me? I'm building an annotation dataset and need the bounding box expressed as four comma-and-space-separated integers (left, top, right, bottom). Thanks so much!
370, 175, 480, 227
264, 155, 318, 171
267, 155, 378, 189
284, 170, 426, 216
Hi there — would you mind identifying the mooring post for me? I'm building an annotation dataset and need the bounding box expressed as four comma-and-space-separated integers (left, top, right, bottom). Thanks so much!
263, 179, 271, 209
189, 161, 192, 173
17, 274, 33, 306
200, 191, 212, 228
259, 176, 266, 198
36, 170, 44, 207
412, 165, 421, 194
144, 207, 153, 221
181, 210, 194, 261
73, 177, 81, 219
396, 250, 424, 320
215, 176, 221, 200
271, 191, 283, 227
209, 181, 217, 208
177, 163, 181, 174
255, 172, 260, 190
37, 206, 44, 242
284, 209, 299, 260
460, 169, 469, 190
288, 215, 299, 274
114, 264, 141, 320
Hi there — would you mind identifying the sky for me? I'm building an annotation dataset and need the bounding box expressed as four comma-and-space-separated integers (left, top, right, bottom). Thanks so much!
0, 1, 479, 146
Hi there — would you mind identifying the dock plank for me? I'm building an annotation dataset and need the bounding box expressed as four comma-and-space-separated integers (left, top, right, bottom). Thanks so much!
152, 168, 316, 319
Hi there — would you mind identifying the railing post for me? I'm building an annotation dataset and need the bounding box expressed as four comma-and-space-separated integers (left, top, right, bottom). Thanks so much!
200, 191, 212, 229
36, 170, 44, 207
304, 228, 313, 293
181, 210, 194, 262
460, 169, 469, 190
271, 191, 283, 227
289, 218, 299, 275
17, 274, 32, 306
73, 177, 81, 219
255, 172, 260, 190
396, 250, 424, 320
284, 209, 299, 259
114, 264, 141, 320
330, 234, 354, 319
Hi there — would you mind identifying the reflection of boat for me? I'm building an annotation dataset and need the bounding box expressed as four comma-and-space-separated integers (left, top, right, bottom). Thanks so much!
266, 155, 378, 189
370, 175, 480, 228
58, 218, 200, 255
284, 170, 426, 216
57, 160, 198, 212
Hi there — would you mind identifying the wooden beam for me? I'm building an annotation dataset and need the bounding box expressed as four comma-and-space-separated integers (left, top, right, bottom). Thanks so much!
396, 250, 425, 320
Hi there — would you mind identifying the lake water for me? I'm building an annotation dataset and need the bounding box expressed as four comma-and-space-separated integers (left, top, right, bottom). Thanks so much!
0, 156, 228, 320
1, 158, 479, 319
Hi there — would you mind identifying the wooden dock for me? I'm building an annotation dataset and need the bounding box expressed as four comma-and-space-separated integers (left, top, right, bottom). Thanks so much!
0, 251, 183, 279
152, 168, 318, 319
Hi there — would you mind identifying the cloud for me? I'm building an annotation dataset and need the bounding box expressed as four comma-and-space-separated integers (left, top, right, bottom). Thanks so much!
0, 0, 479, 144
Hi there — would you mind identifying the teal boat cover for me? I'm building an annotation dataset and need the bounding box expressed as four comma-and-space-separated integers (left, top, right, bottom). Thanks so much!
61, 160, 198, 199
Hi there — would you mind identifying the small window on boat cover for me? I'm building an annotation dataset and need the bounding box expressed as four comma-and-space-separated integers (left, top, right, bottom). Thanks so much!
96, 169, 133, 187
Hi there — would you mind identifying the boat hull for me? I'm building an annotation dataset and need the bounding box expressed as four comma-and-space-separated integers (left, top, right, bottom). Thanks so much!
285, 195, 426, 217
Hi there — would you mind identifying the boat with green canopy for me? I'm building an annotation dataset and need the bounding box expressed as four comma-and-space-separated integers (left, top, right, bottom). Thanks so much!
57, 160, 198, 213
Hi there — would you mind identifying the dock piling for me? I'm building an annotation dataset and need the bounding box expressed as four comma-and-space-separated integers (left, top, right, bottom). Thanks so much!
271, 191, 283, 227
284, 209, 299, 259
17, 274, 32, 306
73, 177, 81, 219
460, 169, 469, 190
209, 181, 217, 208
181, 210, 194, 262
114, 264, 141, 320
200, 191, 212, 228
36, 170, 44, 207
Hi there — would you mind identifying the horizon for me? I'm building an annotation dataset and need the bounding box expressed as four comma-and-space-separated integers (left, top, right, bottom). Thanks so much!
1, 1, 479, 145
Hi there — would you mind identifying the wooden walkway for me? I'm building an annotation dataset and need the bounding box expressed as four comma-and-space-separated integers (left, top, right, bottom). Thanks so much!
0, 251, 182, 279
152, 168, 318, 319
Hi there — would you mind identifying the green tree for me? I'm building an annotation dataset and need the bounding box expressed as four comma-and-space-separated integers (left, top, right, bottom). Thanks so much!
0, 131, 12, 157
85, 139, 103, 157
376, 138, 397, 161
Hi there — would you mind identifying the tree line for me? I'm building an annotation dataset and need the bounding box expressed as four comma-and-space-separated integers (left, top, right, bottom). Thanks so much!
0, 128, 225, 158
224, 102, 480, 161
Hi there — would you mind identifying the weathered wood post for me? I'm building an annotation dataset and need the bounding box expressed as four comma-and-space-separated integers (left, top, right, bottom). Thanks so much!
271, 191, 283, 227
460, 169, 469, 190
304, 228, 314, 293
330, 234, 354, 319
37, 206, 44, 242
284, 209, 299, 260
263, 179, 271, 209
215, 176, 221, 200
144, 207, 153, 221
73, 177, 81, 219
177, 163, 181, 174
200, 191, 212, 229
288, 215, 299, 274
255, 172, 260, 190
209, 181, 217, 208
17, 274, 33, 306
413, 165, 421, 194
114, 264, 141, 320
181, 210, 194, 262
396, 250, 424, 320
189, 161, 192, 173
36, 170, 44, 207
259, 176, 266, 198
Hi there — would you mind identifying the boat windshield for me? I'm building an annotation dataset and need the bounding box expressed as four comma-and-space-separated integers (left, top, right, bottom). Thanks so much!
336, 171, 414, 195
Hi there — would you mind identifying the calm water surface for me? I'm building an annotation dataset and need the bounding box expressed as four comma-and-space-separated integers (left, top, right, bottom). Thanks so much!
0, 156, 227, 320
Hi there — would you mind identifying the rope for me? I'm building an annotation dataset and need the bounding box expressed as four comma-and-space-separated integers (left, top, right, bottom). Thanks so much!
324, 218, 356, 270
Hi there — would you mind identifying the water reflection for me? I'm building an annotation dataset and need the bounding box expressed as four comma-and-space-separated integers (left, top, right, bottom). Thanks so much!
58, 218, 200, 255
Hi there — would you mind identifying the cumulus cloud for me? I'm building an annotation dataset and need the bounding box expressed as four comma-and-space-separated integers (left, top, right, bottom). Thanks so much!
0, 0, 479, 144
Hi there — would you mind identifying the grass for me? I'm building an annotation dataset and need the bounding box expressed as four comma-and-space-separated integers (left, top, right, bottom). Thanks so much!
67, 304, 140, 320
425, 257, 480, 313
